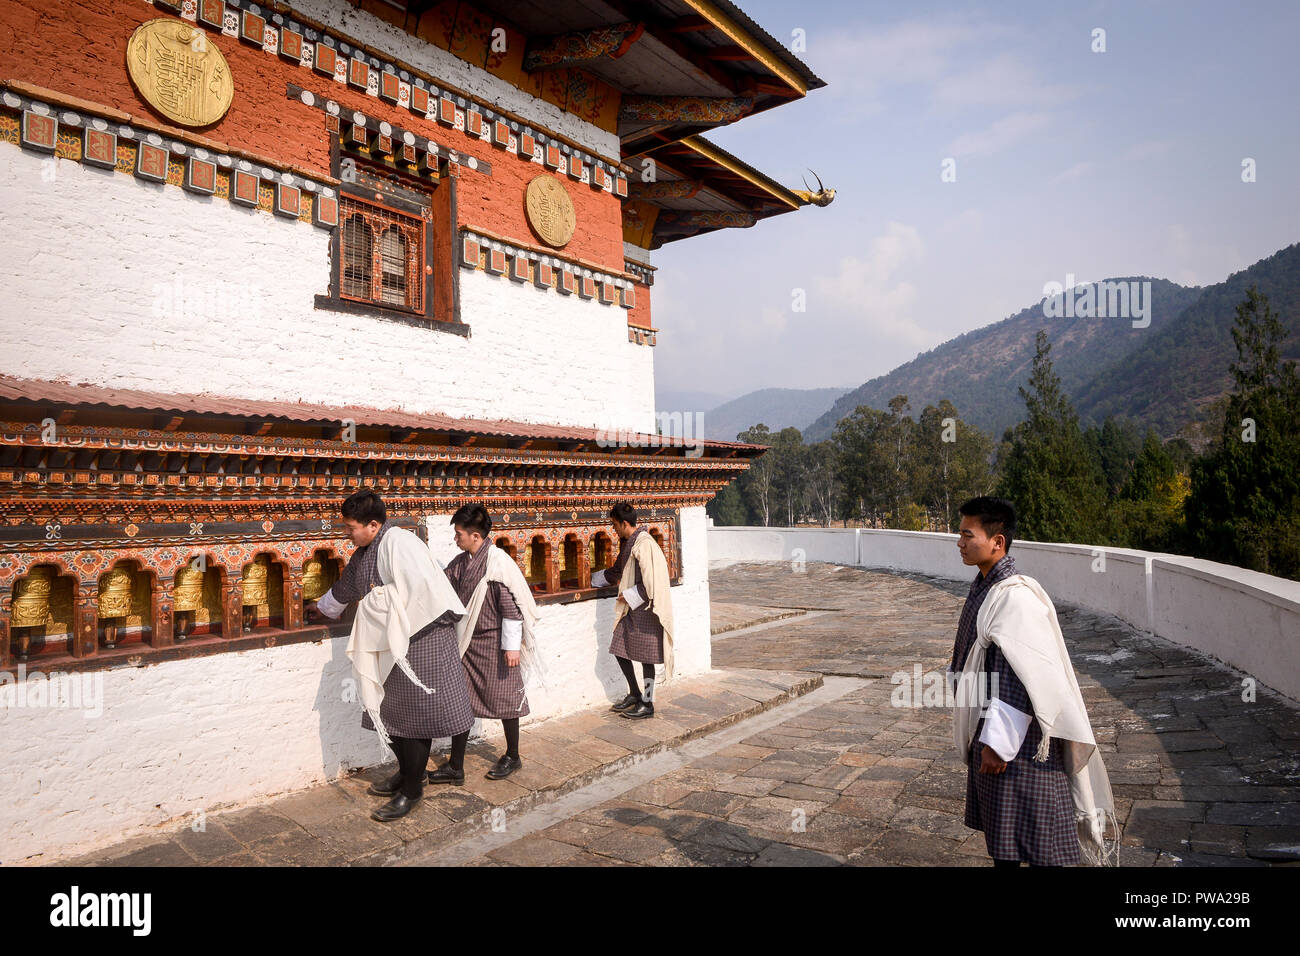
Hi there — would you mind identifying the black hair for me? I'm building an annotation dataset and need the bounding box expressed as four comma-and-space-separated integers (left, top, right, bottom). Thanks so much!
609, 502, 637, 525
450, 503, 492, 538
957, 496, 1016, 552
341, 489, 386, 525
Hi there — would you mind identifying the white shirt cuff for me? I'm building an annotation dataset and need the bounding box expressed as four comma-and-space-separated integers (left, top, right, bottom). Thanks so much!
979, 697, 1033, 762
621, 586, 645, 610
315, 587, 346, 620
591, 569, 607, 588
500, 618, 522, 651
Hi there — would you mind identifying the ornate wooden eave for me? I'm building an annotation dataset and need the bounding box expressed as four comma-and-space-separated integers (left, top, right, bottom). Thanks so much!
522, 22, 646, 72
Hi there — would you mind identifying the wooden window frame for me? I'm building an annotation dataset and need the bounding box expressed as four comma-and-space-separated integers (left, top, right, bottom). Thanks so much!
315, 134, 468, 336
338, 192, 426, 315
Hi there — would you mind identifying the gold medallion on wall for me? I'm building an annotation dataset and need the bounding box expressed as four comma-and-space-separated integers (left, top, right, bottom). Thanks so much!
525, 175, 576, 248
126, 18, 234, 128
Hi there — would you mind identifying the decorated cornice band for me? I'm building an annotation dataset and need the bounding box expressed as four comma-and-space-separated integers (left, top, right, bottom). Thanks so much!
1, 82, 341, 228
623, 260, 655, 287
285, 82, 491, 179
141, 0, 629, 197
459, 226, 639, 310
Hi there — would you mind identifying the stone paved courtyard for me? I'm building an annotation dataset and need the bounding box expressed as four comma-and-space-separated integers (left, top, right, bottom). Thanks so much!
56, 562, 1300, 867
452, 563, 1300, 867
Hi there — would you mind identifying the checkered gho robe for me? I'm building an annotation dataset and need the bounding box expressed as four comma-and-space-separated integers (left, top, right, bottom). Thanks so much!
950, 554, 1079, 865
607, 527, 664, 666
333, 522, 475, 740
443, 538, 529, 719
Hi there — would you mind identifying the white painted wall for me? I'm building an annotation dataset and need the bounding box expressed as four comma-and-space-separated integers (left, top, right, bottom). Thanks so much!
0, 145, 654, 435
0, 509, 710, 863
710, 526, 1300, 702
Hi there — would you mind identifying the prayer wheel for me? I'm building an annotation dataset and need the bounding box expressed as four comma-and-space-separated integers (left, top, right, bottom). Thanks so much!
11, 566, 54, 660
98, 565, 134, 648
300, 556, 331, 603
241, 558, 269, 633
173, 565, 205, 640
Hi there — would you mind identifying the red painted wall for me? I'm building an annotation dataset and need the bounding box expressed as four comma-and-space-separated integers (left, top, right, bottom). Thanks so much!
0, 0, 625, 272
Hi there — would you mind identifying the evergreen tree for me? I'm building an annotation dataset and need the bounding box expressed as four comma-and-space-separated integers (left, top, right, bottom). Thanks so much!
1186, 288, 1300, 578
996, 330, 1108, 543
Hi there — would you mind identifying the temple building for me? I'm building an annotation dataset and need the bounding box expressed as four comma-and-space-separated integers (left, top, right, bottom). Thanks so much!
0, 0, 828, 860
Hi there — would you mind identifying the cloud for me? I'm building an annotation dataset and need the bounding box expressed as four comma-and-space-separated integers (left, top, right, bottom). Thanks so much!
813, 19, 1009, 116
1121, 139, 1175, 162
938, 207, 984, 235
812, 222, 931, 350
934, 54, 1082, 110
1049, 161, 1096, 185
947, 111, 1053, 157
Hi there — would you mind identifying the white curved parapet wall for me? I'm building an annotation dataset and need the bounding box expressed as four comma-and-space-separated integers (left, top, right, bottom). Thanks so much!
708, 525, 1300, 703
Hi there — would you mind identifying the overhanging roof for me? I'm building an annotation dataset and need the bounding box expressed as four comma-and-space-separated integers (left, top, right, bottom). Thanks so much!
385, 0, 824, 154
0, 375, 765, 458
627, 134, 832, 247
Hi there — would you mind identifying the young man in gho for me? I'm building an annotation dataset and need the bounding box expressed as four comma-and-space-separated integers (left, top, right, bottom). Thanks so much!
435, 503, 541, 782
305, 489, 474, 823
591, 502, 674, 720
949, 496, 1119, 866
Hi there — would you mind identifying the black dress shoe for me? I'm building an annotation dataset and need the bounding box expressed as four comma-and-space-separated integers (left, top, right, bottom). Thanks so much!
621, 700, 654, 719
371, 793, 419, 822
486, 755, 523, 779
610, 692, 641, 713
426, 764, 465, 785
367, 771, 403, 797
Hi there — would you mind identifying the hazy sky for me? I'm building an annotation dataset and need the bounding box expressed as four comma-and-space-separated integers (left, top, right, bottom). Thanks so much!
650, 0, 1300, 406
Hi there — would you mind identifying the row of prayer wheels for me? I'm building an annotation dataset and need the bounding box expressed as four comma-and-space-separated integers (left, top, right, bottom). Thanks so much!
7, 555, 340, 659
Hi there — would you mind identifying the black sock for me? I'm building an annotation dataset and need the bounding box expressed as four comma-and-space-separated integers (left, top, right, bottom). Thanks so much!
993, 858, 1021, 868
616, 655, 639, 695
448, 730, 469, 773
502, 718, 520, 759
397, 737, 431, 799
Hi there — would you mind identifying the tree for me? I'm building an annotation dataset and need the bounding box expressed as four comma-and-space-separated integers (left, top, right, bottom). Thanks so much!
885, 395, 914, 524
1186, 288, 1300, 578
770, 427, 808, 526
1086, 416, 1141, 498
832, 405, 894, 526
735, 423, 776, 526
805, 441, 841, 527
996, 330, 1108, 543
915, 400, 994, 530
707, 480, 750, 526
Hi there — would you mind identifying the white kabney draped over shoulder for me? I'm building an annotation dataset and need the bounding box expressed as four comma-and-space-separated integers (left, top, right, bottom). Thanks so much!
952, 573, 1122, 866
346, 526, 466, 746
613, 529, 676, 679
455, 544, 546, 697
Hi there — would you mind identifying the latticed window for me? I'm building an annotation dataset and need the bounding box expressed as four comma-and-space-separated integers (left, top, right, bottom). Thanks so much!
338, 195, 424, 313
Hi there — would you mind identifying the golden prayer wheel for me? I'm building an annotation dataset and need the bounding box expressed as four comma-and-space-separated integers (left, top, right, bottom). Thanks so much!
98, 567, 135, 619
12, 567, 54, 629
173, 565, 206, 640
98, 565, 135, 649
11, 567, 54, 660
173, 566, 206, 612
241, 559, 269, 606
301, 557, 330, 602
241, 558, 270, 633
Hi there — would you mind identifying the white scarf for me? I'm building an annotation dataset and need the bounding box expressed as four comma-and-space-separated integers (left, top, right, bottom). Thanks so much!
953, 573, 1121, 866
455, 543, 546, 705
612, 530, 676, 680
347, 526, 466, 747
